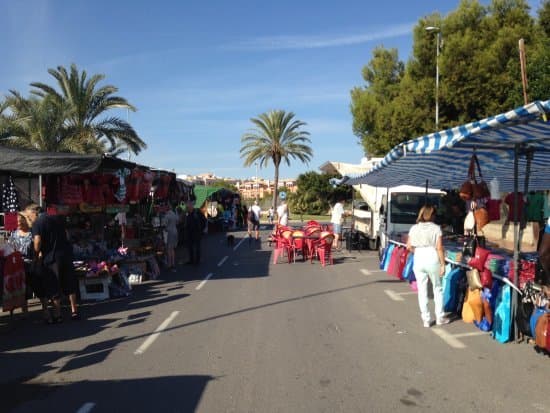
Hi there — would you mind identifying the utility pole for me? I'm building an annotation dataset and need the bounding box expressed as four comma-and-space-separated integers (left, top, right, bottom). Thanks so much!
426, 26, 441, 130
519, 38, 529, 105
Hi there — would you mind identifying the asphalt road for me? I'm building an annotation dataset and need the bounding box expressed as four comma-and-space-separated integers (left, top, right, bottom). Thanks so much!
1, 228, 548, 413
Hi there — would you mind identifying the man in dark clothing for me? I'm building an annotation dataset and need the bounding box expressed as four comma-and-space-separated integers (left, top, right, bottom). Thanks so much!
25, 204, 80, 321
183, 201, 207, 265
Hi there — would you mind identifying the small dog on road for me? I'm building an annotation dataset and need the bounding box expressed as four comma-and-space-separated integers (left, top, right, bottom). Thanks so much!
227, 234, 235, 247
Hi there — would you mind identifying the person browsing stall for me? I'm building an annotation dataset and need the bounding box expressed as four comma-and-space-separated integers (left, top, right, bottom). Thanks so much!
163, 204, 179, 272
6, 212, 33, 317
183, 201, 207, 265
406, 205, 449, 328
25, 204, 80, 321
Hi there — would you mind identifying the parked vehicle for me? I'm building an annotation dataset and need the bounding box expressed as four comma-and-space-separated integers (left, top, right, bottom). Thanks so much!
352, 184, 445, 253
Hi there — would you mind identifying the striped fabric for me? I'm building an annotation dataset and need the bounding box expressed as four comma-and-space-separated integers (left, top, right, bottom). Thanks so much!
347, 100, 550, 191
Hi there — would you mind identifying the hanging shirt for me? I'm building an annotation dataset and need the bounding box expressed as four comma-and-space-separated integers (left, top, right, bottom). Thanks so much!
544, 191, 550, 219
504, 192, 525, 223
526, 192, 544, 222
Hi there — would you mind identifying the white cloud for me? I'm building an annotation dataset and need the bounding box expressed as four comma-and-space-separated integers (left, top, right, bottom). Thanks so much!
225, 23, 414, 51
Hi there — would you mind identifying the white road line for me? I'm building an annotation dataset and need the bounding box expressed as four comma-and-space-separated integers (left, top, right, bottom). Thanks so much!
431, 328, 467, 349
360, 269, 384, 275
453, 331, 489, 338
134, 311, 180, 355
384, 289, 405, 301
397, 291, 417, 296
195, 273, 213, 290
217, 256, 229, 267
233, 237, 247, 251
76, 403, 96, 413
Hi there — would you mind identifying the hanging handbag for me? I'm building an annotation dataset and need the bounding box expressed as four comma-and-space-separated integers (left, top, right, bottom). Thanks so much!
462, 288, 484, 323
493, 284, 512, 343
468, 246, 491, 271
516, 298, 535, 337
480, 268, 493, 289
402, 253, 415, 282
471, 154, 491, 199
462, 236, 477, 258
474, 207, 490, 230
535, 313, 550, 349
466, 268, 483, 290
464, 210, 476, 232
459, 156, 475, 201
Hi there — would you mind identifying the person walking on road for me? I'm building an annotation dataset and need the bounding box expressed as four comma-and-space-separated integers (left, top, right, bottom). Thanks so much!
163, 204, 179, 272
268, 207, 274, 225
183, 201, 207, 265
277, 200, 289, 227
248, 200, 262, 240
330, 198, 346, 250
406, 205, 449, 327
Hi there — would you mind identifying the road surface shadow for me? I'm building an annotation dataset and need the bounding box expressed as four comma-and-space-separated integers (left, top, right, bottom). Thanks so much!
5, 374, 214, 413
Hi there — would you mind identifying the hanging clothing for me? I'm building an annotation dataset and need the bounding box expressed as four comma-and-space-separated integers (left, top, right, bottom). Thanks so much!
114, 168, 131, 202
504, 192, 525, 223
543, 191, 550, 219
526, 192, 544, 222
1, 175, 19, 212
2, 251, 26, 312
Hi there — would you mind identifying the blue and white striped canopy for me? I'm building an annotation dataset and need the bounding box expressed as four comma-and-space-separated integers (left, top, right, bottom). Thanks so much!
347, 100, 550, 192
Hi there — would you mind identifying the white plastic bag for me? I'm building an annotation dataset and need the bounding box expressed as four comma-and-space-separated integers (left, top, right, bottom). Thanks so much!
464, 211, 476, 232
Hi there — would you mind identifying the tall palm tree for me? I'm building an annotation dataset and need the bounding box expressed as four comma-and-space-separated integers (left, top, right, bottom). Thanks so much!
240, 110, 313, 209
1, 91, 72, 152
30, 63, 146, 155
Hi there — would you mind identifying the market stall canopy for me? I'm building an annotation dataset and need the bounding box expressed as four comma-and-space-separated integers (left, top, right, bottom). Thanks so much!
193, 185, 234, 208
0, 146, 136, 174
346, 100, 550, 192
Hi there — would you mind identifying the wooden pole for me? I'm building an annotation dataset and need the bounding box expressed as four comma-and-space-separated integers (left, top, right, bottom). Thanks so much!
519, 38, 529, 105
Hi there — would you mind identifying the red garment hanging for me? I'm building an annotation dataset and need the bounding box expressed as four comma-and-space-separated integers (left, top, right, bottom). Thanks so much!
2, 252, 26, 312
3, 212, 18, 231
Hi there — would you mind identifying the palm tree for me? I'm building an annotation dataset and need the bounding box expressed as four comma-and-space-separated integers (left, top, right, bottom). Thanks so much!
30, 63, 146, 155
240, 110, 313, 209
0, 91, 75, 152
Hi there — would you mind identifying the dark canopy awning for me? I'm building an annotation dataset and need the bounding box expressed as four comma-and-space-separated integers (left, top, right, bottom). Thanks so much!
0, 147, 136, 174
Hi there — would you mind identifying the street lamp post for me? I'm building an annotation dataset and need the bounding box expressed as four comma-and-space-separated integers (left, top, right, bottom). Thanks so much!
425, 26, 441, 130
255, 162, 259, 200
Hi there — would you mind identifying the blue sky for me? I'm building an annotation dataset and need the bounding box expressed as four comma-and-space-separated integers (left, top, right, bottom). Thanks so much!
0, 0, 542, 179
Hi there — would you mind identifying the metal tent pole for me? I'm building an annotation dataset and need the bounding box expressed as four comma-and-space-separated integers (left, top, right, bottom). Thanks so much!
38, 174, 43, 208
514, 148, 533, 341
512, 144, 521, 341
349, 186, 355, 253
425, 179, 429, 205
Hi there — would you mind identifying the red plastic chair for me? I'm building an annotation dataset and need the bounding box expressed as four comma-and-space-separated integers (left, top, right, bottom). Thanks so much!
273, 230, 294, 264
305, 227, 321, 261
315, 232, 335, 267
291, 230, 307, 262
306, 220, 320, 227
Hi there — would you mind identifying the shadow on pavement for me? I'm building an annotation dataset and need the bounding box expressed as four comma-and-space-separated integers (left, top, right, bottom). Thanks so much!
124, 280, 379, 343
6, 374, 214, 413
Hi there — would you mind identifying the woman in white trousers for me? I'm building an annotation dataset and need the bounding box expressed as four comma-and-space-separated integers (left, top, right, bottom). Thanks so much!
407, 205, 450, 327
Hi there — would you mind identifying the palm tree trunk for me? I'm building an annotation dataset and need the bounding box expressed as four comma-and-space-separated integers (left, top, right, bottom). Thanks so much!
273, 161, 280, 211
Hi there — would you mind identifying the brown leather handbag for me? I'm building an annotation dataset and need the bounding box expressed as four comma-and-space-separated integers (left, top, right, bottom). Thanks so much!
459, 157, 475, 201
474, 207, 490, 230
535, 313, 550, 350
471, 154, 490, 199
